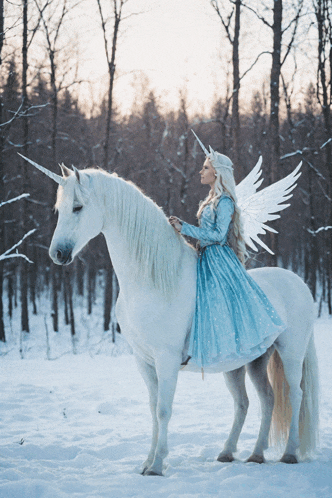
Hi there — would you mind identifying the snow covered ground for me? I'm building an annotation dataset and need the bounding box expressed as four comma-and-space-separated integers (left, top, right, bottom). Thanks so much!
0, 309, 331, 497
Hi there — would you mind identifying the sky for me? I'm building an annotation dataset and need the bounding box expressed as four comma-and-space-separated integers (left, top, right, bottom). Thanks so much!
73, 0, 228, 115
68, 0, 316, 116
5, 0, 318, 116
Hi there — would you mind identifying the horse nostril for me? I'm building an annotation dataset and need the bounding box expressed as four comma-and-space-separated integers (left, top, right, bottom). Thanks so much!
56, 249, 63, 261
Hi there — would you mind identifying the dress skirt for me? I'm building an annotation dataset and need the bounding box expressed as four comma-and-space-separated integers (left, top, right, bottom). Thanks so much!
186, 243, 285, 372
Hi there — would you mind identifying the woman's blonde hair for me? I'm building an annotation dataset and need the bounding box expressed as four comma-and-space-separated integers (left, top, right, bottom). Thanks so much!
197, 155, 248, 266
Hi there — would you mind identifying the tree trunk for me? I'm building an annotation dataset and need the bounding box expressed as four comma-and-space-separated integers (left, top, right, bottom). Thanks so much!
104, 266, 113, 332
232, 0, 241, 165
111, 270, 118, 342
269, 0, 282, 265
8, 273, 13, 320
63, 267, 69, 325
88, 263, 95, 315
316, 0, 332, 313
65, 268, 75, 337
103, 10, 121, 170
20, 0, 30, 333
50, 49, 60, 330
30, 247, 38, 315
76, 259, 84, 296
51, 266, 59, 331
0, 0, 6, 342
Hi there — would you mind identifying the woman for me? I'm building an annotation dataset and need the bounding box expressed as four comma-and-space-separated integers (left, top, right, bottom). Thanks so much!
169, 141, 285, 371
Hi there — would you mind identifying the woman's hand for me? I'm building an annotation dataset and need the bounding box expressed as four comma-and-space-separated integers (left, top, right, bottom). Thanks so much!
169, 216, 182, 233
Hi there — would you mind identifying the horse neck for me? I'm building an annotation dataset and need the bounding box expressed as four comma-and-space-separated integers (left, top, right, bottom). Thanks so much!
98, 173, 188, 296
98, 175, 136, 286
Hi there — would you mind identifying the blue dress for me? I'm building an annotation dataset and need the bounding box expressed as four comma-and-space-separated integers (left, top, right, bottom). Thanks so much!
181, 195, 285, 372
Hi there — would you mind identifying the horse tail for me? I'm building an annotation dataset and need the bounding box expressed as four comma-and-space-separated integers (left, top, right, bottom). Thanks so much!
298, 333, 319, 455
268, 333, 319, 457
268, 349, 291, 452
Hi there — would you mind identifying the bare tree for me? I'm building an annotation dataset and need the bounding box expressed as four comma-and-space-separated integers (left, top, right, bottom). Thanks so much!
96, 0, 128, 170
0, 194, 35, 341
0, 0, 5, 341
20, 0, 30, 333
211, 0, 241, 165
242, 0, 303, 263
314, 0, 332, 313
34, 0, 77, 331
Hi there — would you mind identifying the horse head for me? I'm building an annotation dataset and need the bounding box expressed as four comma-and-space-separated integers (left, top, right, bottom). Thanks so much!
19, 154, 104, 265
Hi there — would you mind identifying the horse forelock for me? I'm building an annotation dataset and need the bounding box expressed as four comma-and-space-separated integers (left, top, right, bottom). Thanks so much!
54, 172, 91, 212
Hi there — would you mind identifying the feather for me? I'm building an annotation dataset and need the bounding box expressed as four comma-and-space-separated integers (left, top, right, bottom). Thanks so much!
236, 160, 302, 254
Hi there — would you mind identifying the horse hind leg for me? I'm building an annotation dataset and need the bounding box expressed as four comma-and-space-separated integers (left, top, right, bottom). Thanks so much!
218, 366, 248, 463
276, 355, 304, 464
246, 348, 275, 464
274, 335, 319, 464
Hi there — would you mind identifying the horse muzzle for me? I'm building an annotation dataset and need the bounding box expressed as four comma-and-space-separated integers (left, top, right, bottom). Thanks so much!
49, 245, 73, 265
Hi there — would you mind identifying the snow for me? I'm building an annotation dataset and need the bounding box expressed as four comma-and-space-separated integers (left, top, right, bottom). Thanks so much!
0, 310, 331, 497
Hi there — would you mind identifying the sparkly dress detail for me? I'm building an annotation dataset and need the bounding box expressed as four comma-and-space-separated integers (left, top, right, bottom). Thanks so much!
180, 195, 285, 372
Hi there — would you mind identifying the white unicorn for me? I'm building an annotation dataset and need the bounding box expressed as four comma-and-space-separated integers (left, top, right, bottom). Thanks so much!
19, 153, 318, 476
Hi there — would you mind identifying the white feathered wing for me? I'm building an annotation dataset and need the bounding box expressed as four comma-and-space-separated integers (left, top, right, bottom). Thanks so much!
235, 158, 302, 255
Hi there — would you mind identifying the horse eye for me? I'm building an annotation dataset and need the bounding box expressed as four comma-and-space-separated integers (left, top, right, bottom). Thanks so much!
73, 205, 83, 213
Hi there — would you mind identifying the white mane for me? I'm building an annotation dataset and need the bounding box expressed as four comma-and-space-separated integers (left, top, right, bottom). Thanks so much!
85, 170, 195, 298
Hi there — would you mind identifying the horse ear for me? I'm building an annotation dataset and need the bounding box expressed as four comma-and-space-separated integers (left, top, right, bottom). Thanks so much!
59, 163, 72, 178
72, 165, 81, 183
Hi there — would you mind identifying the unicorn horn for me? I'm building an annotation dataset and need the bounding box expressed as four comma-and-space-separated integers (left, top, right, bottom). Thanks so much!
18, 153, 65, 186
191, 130, 209, 156
208, 145, 217, 162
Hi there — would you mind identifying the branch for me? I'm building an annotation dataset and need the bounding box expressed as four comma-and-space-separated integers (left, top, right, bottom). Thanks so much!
53, 0, 68, 46
211, 0, 234, 43
303, 158, 331, 202
239, 51, 271, 82
0, 229, 37, 263
307, 226, 332, 236
321, 138, 332, 149
0, 101, 23, 127
281, 1, 303, 67
0, 253, 34, 263
96, 0, 110, 64
28, 0, 53, 49
0, 102, 50, 128
0, 193, 30, 209
242, 2, 272, 29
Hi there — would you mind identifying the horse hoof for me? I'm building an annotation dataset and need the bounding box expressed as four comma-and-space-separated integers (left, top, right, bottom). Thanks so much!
217, 453, 234, 463
144, 470, 163, 476
141, 466, 148, 475
247, 454, 265, 464
280, 454, 298, 464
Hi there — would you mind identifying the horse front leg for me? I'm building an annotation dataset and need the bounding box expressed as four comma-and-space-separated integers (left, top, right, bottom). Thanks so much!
218, 366, 248, 463
143, 353, 181, 476
135, 357, 159, 474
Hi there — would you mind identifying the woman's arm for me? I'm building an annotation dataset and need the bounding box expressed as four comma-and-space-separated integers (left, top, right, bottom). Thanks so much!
180, 196, 234, 243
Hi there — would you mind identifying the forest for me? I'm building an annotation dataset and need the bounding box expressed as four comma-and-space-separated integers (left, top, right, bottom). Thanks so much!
0, 0, 331, 346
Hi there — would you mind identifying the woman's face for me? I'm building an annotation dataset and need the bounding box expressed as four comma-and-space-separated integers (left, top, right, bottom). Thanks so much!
200, 158, 216, 186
